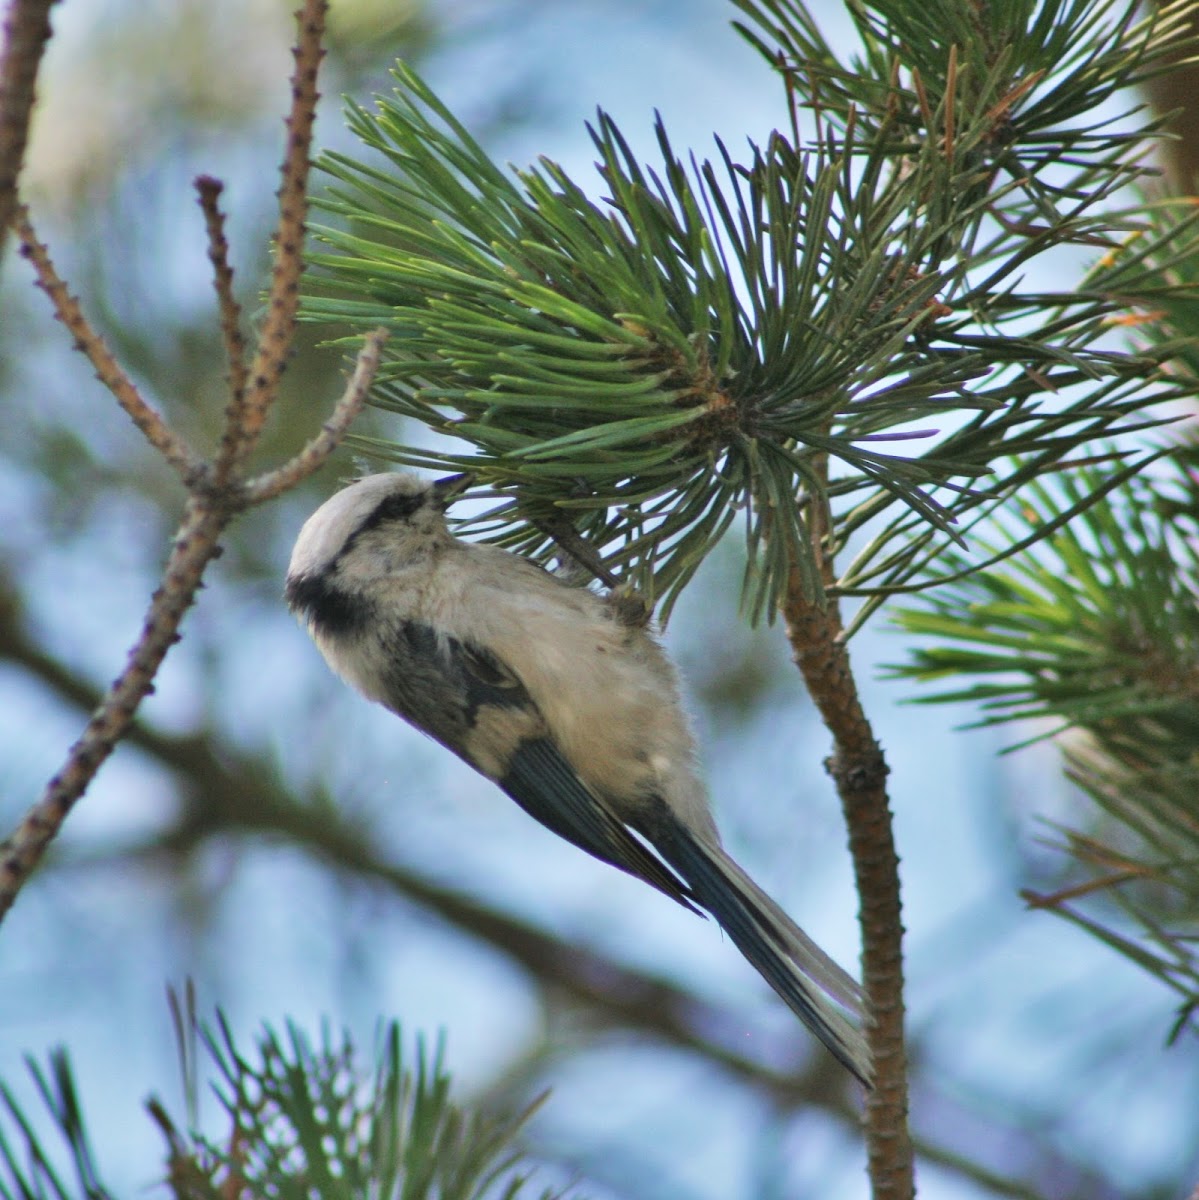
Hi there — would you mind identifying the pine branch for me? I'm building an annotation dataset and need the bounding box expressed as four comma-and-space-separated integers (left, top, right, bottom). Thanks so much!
889, 456, 1199, 1025
303, 18, 1199, 621
0, 1019, 570, 1200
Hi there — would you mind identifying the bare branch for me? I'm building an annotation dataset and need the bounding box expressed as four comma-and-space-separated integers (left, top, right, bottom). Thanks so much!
784, 581, 914, 1199
0, 0, 56, 262
195, 174, 250, 481
225, 0, 329, 470
0, 498, 231, 922
243, 327, 386, 505
0, 3, 349, 927
13, 206, 206, 484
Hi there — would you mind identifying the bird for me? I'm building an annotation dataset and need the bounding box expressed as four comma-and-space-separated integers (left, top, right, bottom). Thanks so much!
285, 471, 871, 1085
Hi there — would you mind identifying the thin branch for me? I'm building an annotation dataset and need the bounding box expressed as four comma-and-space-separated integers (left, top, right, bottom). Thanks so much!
0, 498, 231, 922
531, 511, 622, 589
943, 43, 957, 158
12, 205, 206, 485
195, 175, 250, 482
242, 327, 387, 505
789, 401, 913, 1195
0, 0, 56, 262
784, 581, 914, 1200
225, 0, 328, 471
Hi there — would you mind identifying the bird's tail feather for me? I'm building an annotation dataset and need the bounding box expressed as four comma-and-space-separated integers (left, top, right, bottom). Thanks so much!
654, 822, 872, 1086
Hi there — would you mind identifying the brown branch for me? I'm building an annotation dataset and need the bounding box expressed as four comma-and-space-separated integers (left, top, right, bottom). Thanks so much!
195, 175, 250, 478
242, 328, 387, 505
531, 511, 622, 589
0, 306, 380, 926
0, 0, 56, 261
225, 0, 328, 471
0, 311, 383, 921
0, 0, 359, 927
774, 439, 914, 1194
785, 580, 914, 1198
0, 498, 231, 921
12, 206, 206, 484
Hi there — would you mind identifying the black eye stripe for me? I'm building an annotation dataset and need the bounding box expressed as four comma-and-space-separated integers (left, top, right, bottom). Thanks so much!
358, 489, 426, 531
287, 486, 430, 632
337, 488, 429, 559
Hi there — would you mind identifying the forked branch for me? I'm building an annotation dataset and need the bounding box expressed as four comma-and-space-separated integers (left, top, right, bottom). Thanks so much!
0, 0, 383, 926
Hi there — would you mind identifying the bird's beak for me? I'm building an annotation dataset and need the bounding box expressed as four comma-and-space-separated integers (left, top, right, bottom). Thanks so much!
431, 471, 475, 508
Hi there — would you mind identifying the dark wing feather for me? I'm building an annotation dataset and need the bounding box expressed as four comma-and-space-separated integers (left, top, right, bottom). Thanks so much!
500, 738, 699, 912
383, 619, 698, 913
380, 621, 528, 751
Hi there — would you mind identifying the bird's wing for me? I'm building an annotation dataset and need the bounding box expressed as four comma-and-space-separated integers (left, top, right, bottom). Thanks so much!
413, 625, 699, 913
498, 735, 699, 913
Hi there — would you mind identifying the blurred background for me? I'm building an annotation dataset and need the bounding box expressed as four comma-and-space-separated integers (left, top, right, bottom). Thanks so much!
1, 1, 1196, 1197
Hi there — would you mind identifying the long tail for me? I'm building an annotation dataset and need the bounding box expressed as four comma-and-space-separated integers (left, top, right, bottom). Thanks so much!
653, 819, 873, 1087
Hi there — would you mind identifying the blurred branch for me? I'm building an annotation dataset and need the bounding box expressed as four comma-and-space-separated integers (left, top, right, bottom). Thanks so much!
0, 0, 55, 263
1142, 0, 1199, 191
0, 0, 388, 927
0, 590, 1131, 1200
0, 496, 230, 925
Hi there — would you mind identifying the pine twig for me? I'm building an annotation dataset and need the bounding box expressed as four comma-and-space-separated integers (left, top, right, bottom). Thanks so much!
785, 441, 912, 1194
0, 330, 382, 924
223, 0, 328, 472
243, 326, 387, 505
195, 174, 251, 478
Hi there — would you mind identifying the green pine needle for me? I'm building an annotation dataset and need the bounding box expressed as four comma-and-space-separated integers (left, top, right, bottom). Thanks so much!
889, 456, 1199, 1015
301, 7, 1199, 622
